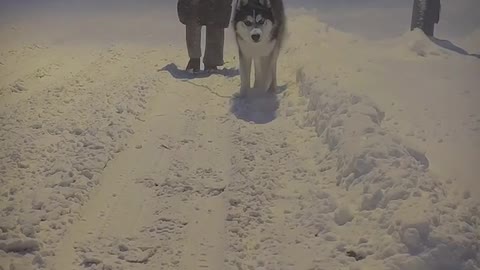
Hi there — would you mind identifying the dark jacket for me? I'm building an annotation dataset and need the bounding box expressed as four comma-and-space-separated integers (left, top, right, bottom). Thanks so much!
178, 0, 233, 28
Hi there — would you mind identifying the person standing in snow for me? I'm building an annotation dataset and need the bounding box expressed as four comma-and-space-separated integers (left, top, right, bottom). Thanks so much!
411, 0, 441, 37
177, 0, 233, 73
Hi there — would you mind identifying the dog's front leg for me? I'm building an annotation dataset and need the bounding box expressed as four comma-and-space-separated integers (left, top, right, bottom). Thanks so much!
267, 48, 280, 93
253, 57, 264, 90
239, 50, 252, 97
254, 55, 274, 92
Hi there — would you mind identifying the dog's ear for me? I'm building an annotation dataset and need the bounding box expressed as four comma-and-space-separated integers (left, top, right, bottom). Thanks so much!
259, 0, 271, 8
236, 0, 248, 9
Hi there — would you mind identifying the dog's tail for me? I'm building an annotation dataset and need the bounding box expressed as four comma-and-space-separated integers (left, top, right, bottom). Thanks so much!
271, 0, 287, 50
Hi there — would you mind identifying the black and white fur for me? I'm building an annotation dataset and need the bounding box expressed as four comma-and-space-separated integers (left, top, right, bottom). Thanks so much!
232, 0, 286, 96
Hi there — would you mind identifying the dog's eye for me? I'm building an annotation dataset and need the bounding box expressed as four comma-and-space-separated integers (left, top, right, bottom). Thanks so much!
257, 18, 265, 24
244, 21, 253, 26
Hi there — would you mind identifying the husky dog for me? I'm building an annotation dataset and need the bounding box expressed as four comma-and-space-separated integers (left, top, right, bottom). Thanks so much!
232, 0, 286, 96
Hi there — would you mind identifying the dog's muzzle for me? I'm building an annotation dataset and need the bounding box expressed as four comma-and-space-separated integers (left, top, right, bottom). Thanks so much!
251, 34, 261, 42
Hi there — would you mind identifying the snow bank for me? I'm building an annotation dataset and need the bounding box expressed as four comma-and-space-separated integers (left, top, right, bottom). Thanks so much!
397, 29, 451, 57
284, 16, 480, 270
295, 69, 479, 269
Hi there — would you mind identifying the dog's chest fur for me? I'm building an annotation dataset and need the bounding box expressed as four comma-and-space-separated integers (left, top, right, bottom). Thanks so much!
237, 36, 275, 57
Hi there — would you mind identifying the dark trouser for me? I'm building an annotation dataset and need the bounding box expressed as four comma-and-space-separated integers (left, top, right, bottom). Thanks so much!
186, 24, 225, 67
411, 0, 439, 37
423, 22, 435, 36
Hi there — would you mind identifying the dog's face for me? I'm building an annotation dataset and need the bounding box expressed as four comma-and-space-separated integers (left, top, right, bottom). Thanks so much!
235, 0, 274, 44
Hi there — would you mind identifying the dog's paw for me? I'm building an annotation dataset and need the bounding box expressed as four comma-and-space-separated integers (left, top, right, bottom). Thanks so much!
267, 85, 277, 94
238, 87, 249, 97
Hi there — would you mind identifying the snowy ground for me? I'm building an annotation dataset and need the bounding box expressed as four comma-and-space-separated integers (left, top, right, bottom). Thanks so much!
0, 6, 479, 270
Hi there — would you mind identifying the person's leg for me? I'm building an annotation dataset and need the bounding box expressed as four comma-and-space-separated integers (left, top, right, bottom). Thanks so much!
410, 0, 423, 31
186, 24, 202, 71
204, 25, 225, 70
423, 6, 436, 37
423, 22, 434, 37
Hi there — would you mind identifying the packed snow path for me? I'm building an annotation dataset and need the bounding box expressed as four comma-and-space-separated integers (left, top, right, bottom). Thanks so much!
1, 16, 479, 270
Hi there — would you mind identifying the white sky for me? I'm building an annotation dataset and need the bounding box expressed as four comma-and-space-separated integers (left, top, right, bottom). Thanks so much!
0, 0, 478, 39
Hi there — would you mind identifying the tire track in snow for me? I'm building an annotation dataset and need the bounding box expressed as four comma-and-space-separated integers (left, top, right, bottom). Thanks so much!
175, 104, 233, 269
50, 87, 196, 269
223, 105, 336, 270
151, 74, 235, 270
49, 67, 236, 270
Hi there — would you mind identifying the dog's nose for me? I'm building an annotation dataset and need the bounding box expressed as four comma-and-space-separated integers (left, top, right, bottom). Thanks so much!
251, 34, 260, 42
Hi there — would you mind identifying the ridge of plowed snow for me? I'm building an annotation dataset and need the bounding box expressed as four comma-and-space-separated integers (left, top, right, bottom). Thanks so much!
283, 15, 480, 270
294, 68, 479, 270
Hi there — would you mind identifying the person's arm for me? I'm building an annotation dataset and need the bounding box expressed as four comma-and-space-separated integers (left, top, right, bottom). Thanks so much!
178, 0, 194, 25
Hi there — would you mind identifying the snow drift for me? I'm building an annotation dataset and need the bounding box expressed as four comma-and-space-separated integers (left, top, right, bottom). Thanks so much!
287, 15, 480, 270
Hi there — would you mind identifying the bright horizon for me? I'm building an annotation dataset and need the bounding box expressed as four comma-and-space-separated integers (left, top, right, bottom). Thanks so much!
0, 0, 479, 40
